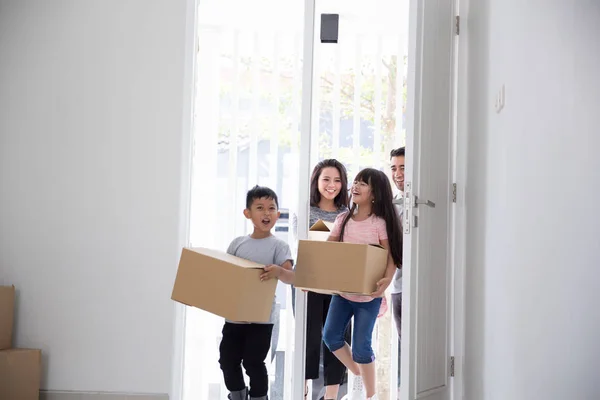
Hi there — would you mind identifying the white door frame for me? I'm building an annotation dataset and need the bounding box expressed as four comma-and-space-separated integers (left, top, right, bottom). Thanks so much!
171, 0, 199, 399
169, 0, 468, 398
451, 0, 469, 398
292, 0, 317, 398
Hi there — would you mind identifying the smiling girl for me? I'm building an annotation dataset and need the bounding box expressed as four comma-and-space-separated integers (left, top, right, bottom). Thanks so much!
322, 168, 403, 400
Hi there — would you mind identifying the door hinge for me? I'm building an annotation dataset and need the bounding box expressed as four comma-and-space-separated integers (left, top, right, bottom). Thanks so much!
404, 182, 412, 234
455, 16, 460, 35
452, 183, 457, 203
450, 356, 455, 377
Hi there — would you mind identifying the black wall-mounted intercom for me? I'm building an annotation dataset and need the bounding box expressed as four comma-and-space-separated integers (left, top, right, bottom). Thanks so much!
320, 14, 339, 44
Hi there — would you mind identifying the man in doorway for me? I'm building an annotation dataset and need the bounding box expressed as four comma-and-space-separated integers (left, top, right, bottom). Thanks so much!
390, 146, 405, 392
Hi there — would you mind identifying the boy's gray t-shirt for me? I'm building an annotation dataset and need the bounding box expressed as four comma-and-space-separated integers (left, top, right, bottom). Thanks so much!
226, 234, 293, 324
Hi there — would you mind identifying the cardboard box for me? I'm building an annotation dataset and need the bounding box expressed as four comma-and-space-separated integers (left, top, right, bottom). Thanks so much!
295, 240, 388, 295
0, 349, 42, 400
171, 247, 278, 323
308, 219, 334, 241
0, 286, 15, 350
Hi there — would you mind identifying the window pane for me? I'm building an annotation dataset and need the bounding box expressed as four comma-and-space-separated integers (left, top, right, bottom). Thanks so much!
185, 0, 305, 399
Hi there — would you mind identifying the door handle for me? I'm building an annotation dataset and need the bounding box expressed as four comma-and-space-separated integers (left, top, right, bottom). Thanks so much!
414, 196, 435, 208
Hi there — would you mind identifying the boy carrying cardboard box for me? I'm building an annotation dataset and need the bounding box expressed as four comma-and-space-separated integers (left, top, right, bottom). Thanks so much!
217, 186, 294, 400
172, 186, 294, 400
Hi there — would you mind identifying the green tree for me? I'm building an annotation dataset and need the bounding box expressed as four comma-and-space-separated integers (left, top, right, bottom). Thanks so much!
317, 54, 407, 168
216, 53, 407, 171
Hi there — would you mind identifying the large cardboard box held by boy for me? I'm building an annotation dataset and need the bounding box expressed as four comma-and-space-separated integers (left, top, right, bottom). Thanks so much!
294, 240, 388, 295
0, 286, 42, 400
171, 248, 278, 323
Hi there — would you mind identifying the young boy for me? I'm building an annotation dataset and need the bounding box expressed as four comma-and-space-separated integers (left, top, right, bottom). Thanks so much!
218, 185, 295, 400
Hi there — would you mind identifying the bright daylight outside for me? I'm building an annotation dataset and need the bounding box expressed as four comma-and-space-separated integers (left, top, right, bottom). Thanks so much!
183, 0, 408, 399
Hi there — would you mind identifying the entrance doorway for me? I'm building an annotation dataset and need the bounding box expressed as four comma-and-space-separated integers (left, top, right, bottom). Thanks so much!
178, 0, 458, 399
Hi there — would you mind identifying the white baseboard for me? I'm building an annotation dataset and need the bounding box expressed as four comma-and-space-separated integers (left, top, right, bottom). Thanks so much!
40, 391, 168, 400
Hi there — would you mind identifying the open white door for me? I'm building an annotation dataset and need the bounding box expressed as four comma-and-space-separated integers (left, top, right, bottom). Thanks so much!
401, 0, 457, 399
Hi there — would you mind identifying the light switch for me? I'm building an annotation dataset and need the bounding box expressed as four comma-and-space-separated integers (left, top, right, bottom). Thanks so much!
495, 85, 505, 113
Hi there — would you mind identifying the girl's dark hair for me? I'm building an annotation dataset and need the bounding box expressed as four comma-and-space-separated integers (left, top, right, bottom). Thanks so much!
339, 168, 403, 266
309, 159, 349, 209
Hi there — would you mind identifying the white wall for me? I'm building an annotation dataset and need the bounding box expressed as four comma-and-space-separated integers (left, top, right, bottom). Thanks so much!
463, 0, 600, 399
0, 0, 190, 395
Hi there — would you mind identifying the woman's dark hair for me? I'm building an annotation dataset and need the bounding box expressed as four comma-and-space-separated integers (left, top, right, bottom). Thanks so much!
309, 159, 349, 209
339, 168, 403, 266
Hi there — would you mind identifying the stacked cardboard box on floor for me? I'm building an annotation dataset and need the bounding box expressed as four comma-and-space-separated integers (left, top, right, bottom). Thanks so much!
0, 286, 42, 400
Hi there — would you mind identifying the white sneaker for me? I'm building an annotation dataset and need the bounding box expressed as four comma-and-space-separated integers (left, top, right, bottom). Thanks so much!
348, 375, 366, 400
367, 395, 379, 400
